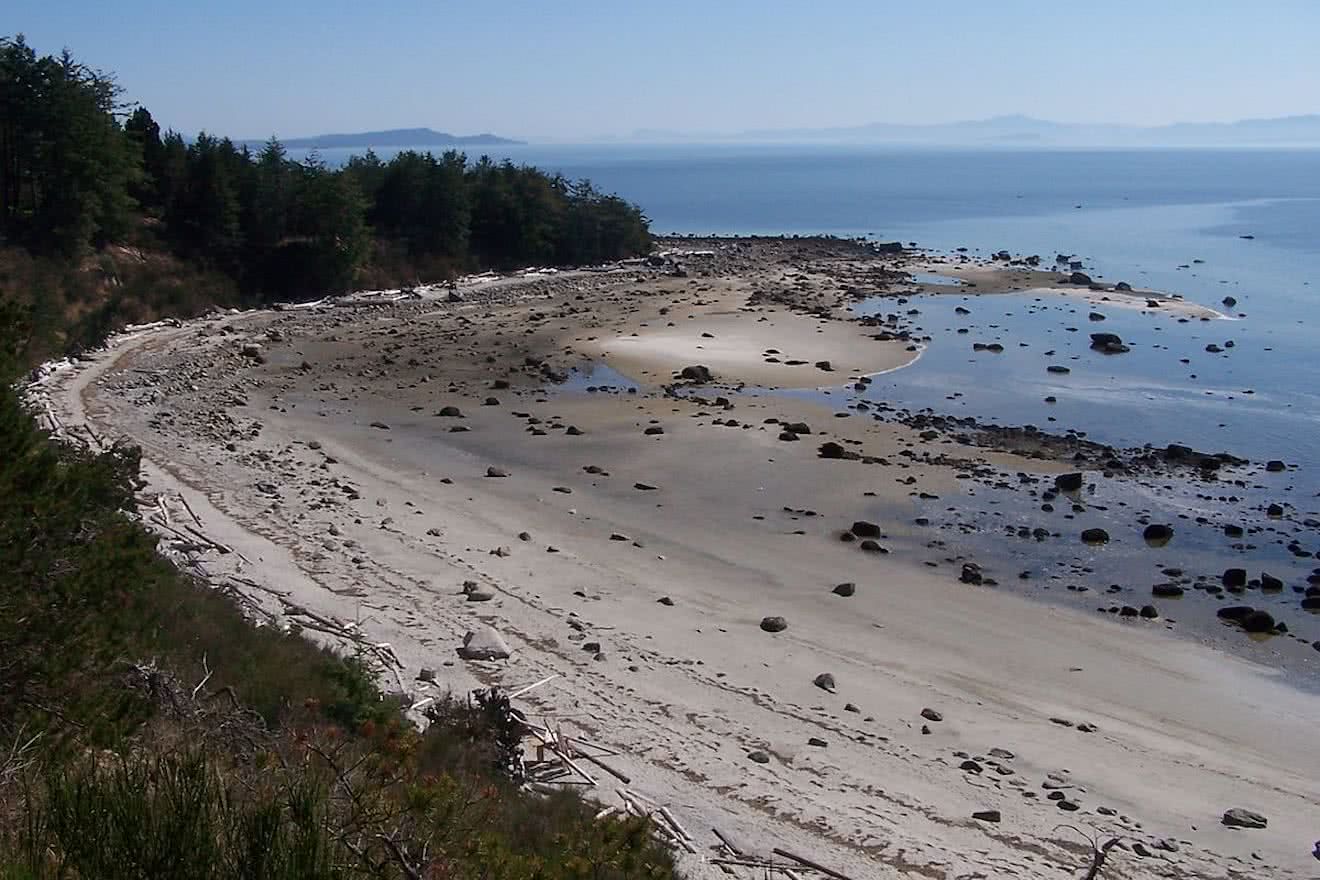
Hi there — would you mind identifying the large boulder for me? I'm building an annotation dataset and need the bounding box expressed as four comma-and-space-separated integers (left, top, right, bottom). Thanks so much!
458, 626, 512, 660
1068, 271, 1093, 285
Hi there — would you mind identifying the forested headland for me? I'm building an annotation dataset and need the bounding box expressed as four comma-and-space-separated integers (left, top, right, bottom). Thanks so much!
0, 34, 651, 363
0, 35, 673, 879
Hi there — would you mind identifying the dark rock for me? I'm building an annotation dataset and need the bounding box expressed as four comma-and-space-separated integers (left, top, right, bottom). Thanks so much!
851, 520, 882, 539
437, 405, 463, 417
807, 737, 828, 748
972, 810, 1001, 823
1217, 606, 1255, 622
1241, 610, 1275, 633
680, 364, 713, 383
1081, 528, 1110, 545
1140, 605, 1159, 619
1115, 281, 1133, 291
643, 425, 664, 435
818, 441, 858, 460
759, 616, 788, 633
920, 708, 943, 722
486, 466, 508, 478
1143, 524, 1174, 545
960, 563, 984, 585
813, 672, 836, 692
747, 750, 771, 764
1047, 365, 1071, 374
1055, 472, 1084, 492
960, 760, 983, 773
1152, 584, 1184, 598
1221, 808, 1267, 829
1223, 568, 1247, 589
832, 582, 856, 597
1265, 460, 1286, 472
1068, 272, 1093, 285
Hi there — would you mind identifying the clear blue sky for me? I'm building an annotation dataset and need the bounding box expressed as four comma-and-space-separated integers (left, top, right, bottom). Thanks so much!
7, 0, 1319, 140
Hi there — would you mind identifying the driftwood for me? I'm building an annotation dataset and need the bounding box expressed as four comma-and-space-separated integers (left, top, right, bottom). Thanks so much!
773, 848, 857, 880
1056, 825, 1121, 880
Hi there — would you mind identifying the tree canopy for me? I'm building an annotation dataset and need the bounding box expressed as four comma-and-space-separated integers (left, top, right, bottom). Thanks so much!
1, 35, 651, 306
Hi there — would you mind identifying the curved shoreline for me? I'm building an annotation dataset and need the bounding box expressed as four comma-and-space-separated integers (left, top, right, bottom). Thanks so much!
24, 240, 1320, 879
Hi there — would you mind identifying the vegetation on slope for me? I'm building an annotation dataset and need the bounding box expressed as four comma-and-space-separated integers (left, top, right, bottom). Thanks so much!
1, 34, 651, 361
0, 35, 673, 880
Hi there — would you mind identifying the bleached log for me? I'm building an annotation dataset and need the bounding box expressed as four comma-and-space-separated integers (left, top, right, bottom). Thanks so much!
772, 848, 856, 880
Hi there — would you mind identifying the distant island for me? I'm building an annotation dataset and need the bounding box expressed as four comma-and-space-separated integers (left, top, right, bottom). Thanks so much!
267, 127, 524, 149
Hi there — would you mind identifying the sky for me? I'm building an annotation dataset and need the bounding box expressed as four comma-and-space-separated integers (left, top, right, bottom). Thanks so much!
6, 1, 1320, 141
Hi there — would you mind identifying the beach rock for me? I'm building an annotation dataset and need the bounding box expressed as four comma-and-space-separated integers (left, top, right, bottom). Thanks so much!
437, 405, 463, 417
813, 672, 836, 692
1222, 809, 1267, 829
466, 589, 495, 602
1047, 365, 1071, 374
832, 582, 856, 597
1259, 572, 1283, 592
808, 737, 828, 748
1140, 605, 1159, 619
1223, 568, 1247, 589
747, 750, 771, 764
760, 616, 788, 633
1090, 332, 1122, 347
778, 431, 800, 441
1143, 524, 1174, 544
920, 708, 943, 722
1068, 272, 1093, 285
370, 421, 391, 430
815, 360, 833, 371
486, 466, 508, 478
960, 563, 984, 585
643, 425, 665, 436
859, 539, 887, 553
1115, 281, 1133, 291
972, 810, 1002, 823
960, 760, 983, 773
1217, 605, 1254, 622
458, 626, 512, 660
1081, 528, 1110, 545
1055, 472, 1084, 492
1152, 584, 1184, 598
1241, 610, 1275, 633
783, 422, 811, 434
680, 364, 713, 383
818, 441, 858, 460
1265, 459, 1286, 472
851, 520, 882, 539
417, 668, 436, 682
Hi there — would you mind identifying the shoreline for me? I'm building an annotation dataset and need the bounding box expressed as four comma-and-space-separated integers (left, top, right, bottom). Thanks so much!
26, 237, 1320, 878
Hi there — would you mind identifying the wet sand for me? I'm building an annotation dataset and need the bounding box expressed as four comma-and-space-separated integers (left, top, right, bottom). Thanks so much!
28, 238, 1320, 879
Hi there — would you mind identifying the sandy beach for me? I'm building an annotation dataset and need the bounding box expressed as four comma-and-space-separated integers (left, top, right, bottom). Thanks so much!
28, 238, 1320, 879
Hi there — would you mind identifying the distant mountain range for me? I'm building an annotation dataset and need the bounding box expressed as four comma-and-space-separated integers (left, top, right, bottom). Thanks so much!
614, 114, 1320, 146
263, 128, 524, 149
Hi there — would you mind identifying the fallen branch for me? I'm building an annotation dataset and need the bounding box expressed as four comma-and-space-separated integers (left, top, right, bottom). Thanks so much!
772, 847, 857, 880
